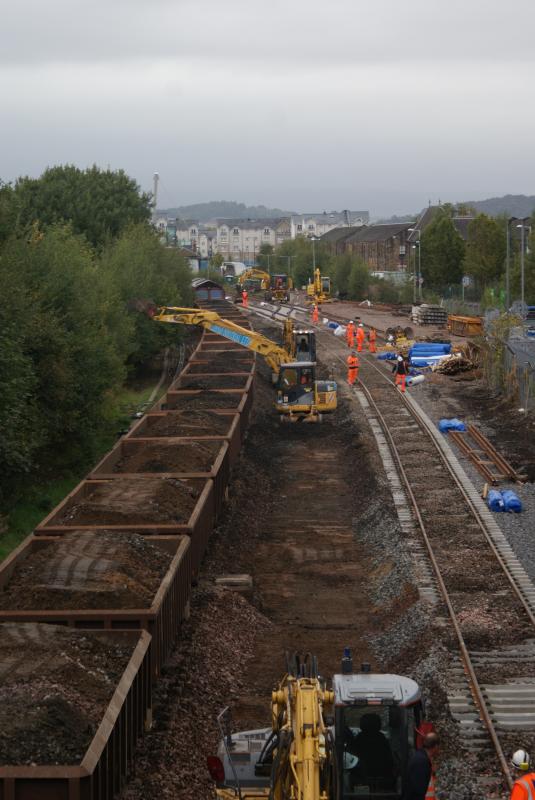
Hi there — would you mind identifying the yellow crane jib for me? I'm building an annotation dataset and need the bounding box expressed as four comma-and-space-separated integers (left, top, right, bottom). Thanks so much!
152, 306, 336, 421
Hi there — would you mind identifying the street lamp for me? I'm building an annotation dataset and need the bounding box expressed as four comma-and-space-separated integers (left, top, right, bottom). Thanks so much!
309, 235, 320, 270
408, 229, 422, 301
516, 222, 530, 311
505, 217, 518, 311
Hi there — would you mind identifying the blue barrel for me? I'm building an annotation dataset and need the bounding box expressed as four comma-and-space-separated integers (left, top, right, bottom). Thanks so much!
488, 490, 505, 512
502, 490, 523, 513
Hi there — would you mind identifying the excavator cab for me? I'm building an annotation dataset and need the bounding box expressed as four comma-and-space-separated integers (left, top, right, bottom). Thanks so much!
334, 659, 425, 800
283, 320, 317, 362
275, 363, 336, 421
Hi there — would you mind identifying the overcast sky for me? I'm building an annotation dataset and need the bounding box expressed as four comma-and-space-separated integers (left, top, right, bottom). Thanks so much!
2, 0, 534, 217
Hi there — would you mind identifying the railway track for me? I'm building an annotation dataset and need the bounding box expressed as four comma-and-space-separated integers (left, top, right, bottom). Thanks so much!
247, 299, 535, 796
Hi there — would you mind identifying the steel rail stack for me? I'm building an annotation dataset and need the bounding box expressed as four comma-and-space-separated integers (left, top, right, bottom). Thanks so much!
0, 299, 255, 799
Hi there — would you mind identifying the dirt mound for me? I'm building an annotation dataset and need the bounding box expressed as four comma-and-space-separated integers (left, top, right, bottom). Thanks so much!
0, 532, 172, 610
61, 478, 200, 525
114, 442, 221, 474
134, 411, 232, 437
166, 392, 243, 410
0, 623, 132, 765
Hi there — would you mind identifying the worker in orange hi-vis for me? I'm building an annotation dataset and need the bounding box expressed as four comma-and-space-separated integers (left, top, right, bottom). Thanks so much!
392, 355, 408, 392
312, 303, 319, 323
241, 289, 248, 308
347, 352, 359, 385
346, 320, 356, 348
356, 323, 365, 352
510, 750, 535, 800
368, 326, 377, 353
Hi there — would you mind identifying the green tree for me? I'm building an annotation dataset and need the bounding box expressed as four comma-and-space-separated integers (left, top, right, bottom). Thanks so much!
463, 214, 506, 289
420, 213, 465, 290
333, 253, 353, 297
13, 165, 151, 249
100, 224, 193, 367
0, 181, 17, 244
257, 243, 274, 272
0, 225, 126, 483
276, 237, 332, 288
347, 258, 370, 300
210, 252, 224, 271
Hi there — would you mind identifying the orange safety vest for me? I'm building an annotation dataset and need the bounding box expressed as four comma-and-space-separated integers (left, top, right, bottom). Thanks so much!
511, 773, 535, 800
347, 355, 359, 370
356, 327, 365, 341
369, 329, 376, 341
346, 323, 355, 339
425, 773, 436, 799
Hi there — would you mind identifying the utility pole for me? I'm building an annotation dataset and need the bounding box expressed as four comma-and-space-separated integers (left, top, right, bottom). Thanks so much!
152, 172, 159, 225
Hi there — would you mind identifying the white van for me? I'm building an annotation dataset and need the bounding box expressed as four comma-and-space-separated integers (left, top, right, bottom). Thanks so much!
222, 261, 247, 277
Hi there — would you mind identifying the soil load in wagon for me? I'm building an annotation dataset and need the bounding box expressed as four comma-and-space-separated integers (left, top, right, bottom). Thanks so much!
178, 375, 250, 389
130, 410, 235, 438
163, 391, 246, 410
58, 478, 200, 526
186, 360, 253, 374
0, 532, 172, 611
111, 441, 223, 474
0, 623, 137, 766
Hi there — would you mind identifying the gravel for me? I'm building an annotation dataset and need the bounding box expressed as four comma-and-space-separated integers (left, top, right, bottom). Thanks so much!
409, 378, 535, 586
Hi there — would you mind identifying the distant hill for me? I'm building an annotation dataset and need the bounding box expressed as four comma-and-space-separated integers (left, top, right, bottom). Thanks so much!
158, 200, 295, 222
463, 194, 535, 218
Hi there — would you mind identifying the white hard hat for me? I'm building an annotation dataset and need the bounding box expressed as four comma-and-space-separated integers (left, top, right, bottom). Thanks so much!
512, 750, 531, 771
350, 320, 354, 324
343, 752, 359, 770
397, 356, 403, 362
358, 323, 363, 327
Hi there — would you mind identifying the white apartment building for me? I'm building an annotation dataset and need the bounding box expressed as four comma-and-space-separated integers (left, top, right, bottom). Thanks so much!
175, 220, 216, 258
290, 211, 368, 238
215, 218, 291, 260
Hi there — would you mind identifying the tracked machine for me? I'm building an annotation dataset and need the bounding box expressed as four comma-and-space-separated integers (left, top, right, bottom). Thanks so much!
266, 274, 293, 303
151, 306, 336, 421
209, 651, 432, 800
307, 268, 332, 304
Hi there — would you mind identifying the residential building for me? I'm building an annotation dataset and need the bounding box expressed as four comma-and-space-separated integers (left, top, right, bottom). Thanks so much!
215, 218, 291, 261
290, 211, 368, 238
321, 226, 363, 256
343, 223, 415, 271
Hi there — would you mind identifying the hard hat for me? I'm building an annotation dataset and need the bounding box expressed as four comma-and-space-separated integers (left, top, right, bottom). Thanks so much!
350, 320, 354, 324
397, 356, 403, 362
358, 323, 363, 327
512, 750, 531, 771
343, 752, 359, 770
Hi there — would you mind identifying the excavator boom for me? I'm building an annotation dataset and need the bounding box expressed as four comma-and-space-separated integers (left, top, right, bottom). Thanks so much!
152, 306, 292, 375
152, 305, 336, 421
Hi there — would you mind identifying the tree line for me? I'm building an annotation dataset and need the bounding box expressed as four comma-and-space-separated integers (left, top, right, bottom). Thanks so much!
0, 165, 193, 509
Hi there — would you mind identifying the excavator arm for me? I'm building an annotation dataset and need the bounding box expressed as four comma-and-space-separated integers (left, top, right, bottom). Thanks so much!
152, 306, 292, 375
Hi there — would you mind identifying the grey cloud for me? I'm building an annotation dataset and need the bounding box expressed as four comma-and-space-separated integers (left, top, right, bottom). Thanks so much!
2, 0, 535, 66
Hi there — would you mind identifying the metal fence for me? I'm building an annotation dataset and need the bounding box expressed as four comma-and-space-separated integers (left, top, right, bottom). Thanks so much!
484, 337, 535, 411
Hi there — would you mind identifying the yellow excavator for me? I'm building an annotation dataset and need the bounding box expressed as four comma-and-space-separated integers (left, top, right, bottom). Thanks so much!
237, 269, 271, 292
306, 268, 332, 304
208, 651, 433, 800
267, 274, 293, 303
151, 306, 336, 421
